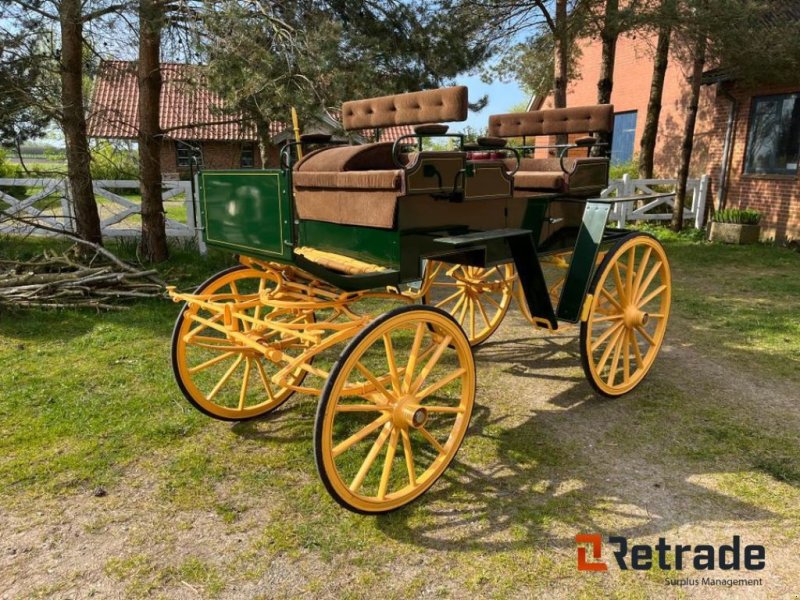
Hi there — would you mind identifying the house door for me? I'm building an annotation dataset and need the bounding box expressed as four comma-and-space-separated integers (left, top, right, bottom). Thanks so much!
611, 111, 637, 165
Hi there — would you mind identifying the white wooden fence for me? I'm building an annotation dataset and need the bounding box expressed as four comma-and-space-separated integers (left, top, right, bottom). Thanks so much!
603, 174, 710, 228
0, 173, 710, 251
0, 178, 205, 253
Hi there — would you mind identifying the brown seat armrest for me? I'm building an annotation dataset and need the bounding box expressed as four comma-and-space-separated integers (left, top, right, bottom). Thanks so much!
414, 123, 449, 135
477, 136, 507, 148
574, 136, 596, 147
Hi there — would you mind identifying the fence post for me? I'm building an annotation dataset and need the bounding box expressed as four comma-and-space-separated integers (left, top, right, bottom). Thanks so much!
60, 179, 75, 233
695, 174, 709, 229
618, 173, 630, 227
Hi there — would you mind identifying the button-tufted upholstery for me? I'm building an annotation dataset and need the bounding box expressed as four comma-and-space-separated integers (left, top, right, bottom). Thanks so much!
342, 86, 468, 131
488, 105, 614, 138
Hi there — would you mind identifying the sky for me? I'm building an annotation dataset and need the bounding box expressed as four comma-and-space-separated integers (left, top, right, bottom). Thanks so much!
457, 74, 530, 132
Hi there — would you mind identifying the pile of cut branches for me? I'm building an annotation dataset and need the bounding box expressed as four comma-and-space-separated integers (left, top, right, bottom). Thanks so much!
0, 245, 165, 311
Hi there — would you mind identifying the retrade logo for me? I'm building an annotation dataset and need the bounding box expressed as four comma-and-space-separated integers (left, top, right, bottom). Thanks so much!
575, 534, 765, 572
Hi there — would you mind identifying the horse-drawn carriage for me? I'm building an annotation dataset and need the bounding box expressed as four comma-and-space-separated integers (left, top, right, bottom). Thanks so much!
167, 86, 671, 513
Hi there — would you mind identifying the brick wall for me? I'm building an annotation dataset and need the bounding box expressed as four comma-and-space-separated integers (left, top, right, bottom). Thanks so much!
160, 140, 280, 179
705, 84, 800, 241
567, 35, 800, 241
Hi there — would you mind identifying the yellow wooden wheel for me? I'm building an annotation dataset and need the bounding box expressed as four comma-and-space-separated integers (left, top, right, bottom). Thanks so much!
422, 261, 515, 346
171, 265, 312, 421
314, 305, 475, 513
580, 234, 671, 397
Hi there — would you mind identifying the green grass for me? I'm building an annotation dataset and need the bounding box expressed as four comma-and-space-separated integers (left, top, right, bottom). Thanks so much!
1, 232, 799, 597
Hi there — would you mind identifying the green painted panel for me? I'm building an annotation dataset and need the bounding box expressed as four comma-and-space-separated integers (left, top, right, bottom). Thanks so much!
297, 220, 400, 268
199, 170, 292, 260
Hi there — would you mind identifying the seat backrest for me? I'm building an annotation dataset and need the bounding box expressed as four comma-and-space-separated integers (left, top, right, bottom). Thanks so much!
488, 104, 614, 138
342, 87, 468, 131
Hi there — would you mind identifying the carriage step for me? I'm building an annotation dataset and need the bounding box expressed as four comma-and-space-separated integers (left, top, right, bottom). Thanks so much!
294, 247, 392, 275
434, 228, 533, 247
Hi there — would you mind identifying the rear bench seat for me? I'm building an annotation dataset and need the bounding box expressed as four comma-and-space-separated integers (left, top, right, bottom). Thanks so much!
488, 104, 614, 196
292, 86, 468, 229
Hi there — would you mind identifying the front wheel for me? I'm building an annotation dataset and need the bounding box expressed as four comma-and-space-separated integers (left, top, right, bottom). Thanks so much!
579, 234, 671, 397
314, 305, 475, 514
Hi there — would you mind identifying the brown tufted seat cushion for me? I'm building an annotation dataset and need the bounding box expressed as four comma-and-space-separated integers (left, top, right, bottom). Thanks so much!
293, 142, 406, 229
342, 87, 468, 131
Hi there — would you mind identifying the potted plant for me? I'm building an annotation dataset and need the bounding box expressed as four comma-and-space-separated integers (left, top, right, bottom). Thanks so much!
710, 208, 761, 244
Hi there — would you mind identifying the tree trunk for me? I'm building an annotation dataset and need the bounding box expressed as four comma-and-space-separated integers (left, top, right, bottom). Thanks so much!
59, 0, 102, 244
257, 120, 272, 166
594, 0, 619, 155
553, 0, 569, 145
138, 0, 168, 262
638, 7, 672, 178
672, 33, 707, 232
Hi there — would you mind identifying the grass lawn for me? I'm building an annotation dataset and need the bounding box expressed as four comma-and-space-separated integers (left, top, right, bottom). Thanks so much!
0, 233, 799, 598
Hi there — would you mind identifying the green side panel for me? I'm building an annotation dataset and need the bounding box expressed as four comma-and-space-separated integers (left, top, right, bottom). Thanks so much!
297, 220, 401, 269
199, 170, 292, 261
557, 201, 611, 322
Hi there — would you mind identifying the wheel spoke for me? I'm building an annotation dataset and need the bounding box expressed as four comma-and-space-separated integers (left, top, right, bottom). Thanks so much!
635, 325, 656, 346
475, 296, 491, 328
457, 294, 469, 325
634, 260, 663, 305
401, 429, 416, 487
600, 288, 624, 313
631, 329, 644, 369
483, 294, 502, 310
612, 262, 626, 304
207, 355, 243, 401
469, 298, 476, 339
638, 285, 667, 309
239, 358, 252, 410
383, 334, 401, 394
332, 414, 391, 458
607, 330, 624, 387
410, 335, 453, 393
435, 289, 462, 309
378, 428, 400, 500
419, 426, 446, 455
626, 247, 635, 300
254, 357, 276, 400
591, 313, 624, 323
623, 330, 631, 384
595, 325, 625, 375
417, 368, 466, 401
403, 322, 426, 391
188, 351, 236, 374
591, 320, 624, 353
355, 361, 395, 402
631, 247, 652, 300
349, 422, 392, 492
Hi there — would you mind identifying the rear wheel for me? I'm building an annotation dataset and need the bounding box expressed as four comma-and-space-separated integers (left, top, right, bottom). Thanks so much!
314, 305, 475, 513
422, 261, 514, 346
171, 265, 312, 421
580, 234, 671, 397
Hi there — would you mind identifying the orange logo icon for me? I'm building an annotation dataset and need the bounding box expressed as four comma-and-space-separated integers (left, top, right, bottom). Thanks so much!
576, 534, 608, 571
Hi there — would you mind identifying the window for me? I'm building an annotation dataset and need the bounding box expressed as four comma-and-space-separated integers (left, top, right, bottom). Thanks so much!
241, 142, 255, 168
610, 111, 637, 165
744, 93, 800, 175
176, 141, 203, 168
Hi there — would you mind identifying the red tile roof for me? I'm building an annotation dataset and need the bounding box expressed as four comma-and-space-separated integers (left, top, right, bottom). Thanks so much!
88, 60, 416, 143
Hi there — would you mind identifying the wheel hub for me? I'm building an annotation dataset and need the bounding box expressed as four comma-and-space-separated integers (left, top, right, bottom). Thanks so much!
623, 305, 649, 328
393, 395, 428, 429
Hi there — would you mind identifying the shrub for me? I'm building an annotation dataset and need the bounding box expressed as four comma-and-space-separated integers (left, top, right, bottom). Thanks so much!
609, 158, 639, 180
90, 141, 139, 180
714, 208, 761, 225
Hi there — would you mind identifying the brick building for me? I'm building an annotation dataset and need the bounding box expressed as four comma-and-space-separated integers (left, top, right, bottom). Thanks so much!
88, 61, 413, 180
558, 34, 799, 241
